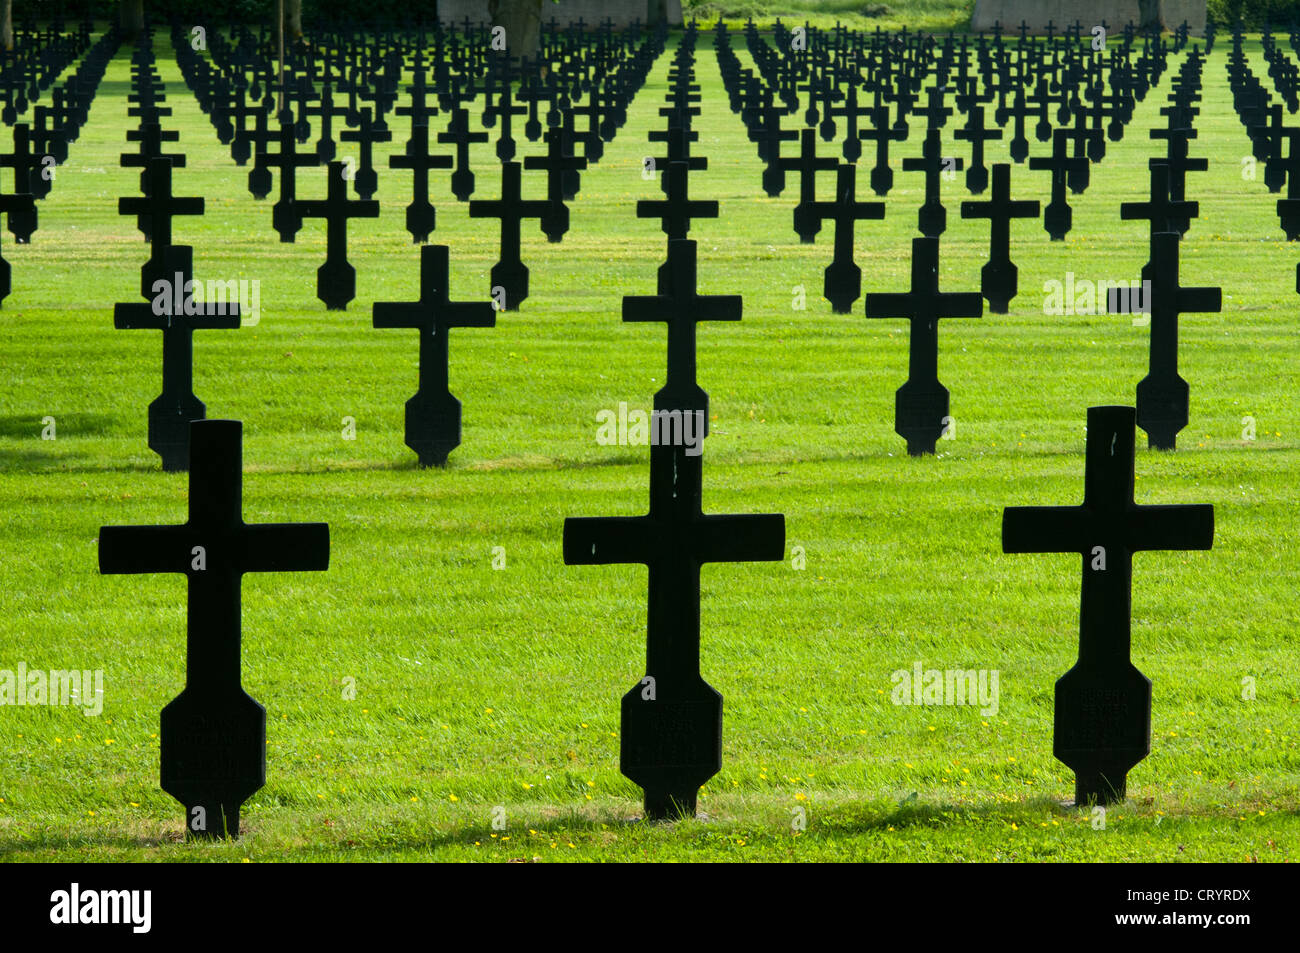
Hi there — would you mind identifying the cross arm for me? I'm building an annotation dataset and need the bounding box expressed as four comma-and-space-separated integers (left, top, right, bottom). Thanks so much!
113, 302, 168, 330
192, 306, 243, 330
446, 302, 497, 328
1002, 505, 1091, 554
390, 153, 454, 170
695, 513, 785, 564
1176, 287, 1221, 315
622, 294, 742, 324
99, 524, 191, 574
563, 515, 653, 565
372, 301, 424, 330
1128, 504, 1213, 553
636, 198, 718, 220
239, 523, 331, 573
118, 196, 204, 217
863, 292, 913, 318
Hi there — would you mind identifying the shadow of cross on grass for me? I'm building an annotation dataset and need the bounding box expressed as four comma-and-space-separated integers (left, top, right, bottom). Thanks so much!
98, 420, 330, 839
564, 239, 785, 822
1002, 405, 1213, 807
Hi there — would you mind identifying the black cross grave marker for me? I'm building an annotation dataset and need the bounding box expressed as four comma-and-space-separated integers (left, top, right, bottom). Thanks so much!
113, 243, 242, 471
118, 158, 203, 277
1029, 128, 1089, 241
807, 163, 886, 313
438, 106, 489, 201
0, 123, 40, 242
1120, 163, 1197, 283
858, 103, 906, 196
902, 128, 962, 237
523, 125, 588, 243
296, 161, 380, 310
953, 104, 1002, 194
467, 161, 549, 311
99, 419, 330, 837
1002, 404, 1213, 805
960, 163, 1041, 313
0, 189, 34, 305
781, 127, 838, 242
622, 239, 739, 424
864, 236, 983, 455
258, 114, 322, 242
340, 107, 392, 200
564, 237, 784, 820
1134, 232, 1221, 451
389, 120, 452, 243
372, 244, 496, 466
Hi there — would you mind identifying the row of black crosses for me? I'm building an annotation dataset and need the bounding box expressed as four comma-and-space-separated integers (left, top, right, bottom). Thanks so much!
716, 22, 1221, 457
113, 42, 242, 472
0, 27, 118, 304
96, 35, 1216, 836
112, 29, 506, 472
94, 408, 1215, 834
722, 22, 1149, 223
1227, 31, 1300, 241
571, 32, 785, 821
89, 16, 666, 838
0, 16, 95, 127
718, 16, 1217, 303
166, 22, 660, 312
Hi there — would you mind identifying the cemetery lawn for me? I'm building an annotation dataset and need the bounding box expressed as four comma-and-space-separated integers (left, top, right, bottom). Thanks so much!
683, 0, 977, 34
2, 31, 1299, 863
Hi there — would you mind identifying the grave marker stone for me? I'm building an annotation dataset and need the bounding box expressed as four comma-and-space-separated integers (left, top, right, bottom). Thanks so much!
99, 419, 330, 837
1002, 405, 1213, 805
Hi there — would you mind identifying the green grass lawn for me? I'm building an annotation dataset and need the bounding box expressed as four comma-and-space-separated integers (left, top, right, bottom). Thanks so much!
683, 0, 977, 33
0, 28, 1297, 862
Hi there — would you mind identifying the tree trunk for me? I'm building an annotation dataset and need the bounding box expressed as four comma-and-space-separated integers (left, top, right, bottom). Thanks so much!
1, 0, 12, 52
120, 0, 144, 36
288, 0, 303, 39
489, 0, 543, 63
1138, 0, 1164, 32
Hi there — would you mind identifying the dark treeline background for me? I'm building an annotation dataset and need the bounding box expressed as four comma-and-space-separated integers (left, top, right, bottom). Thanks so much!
11, 2, 1300, 36
9, 1, 458, 29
